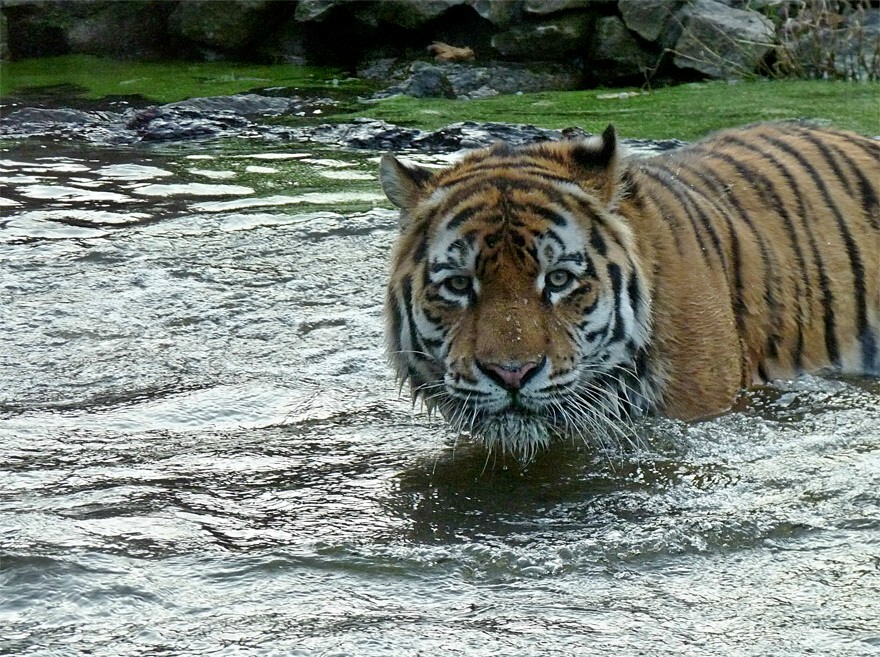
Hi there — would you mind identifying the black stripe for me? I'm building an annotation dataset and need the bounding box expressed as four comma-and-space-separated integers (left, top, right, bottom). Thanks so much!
413, 232, 427, 262
761, 133, 875, 371
387, 288, 403, 356
521, 202, 568, 226
672, 158, 791, 366
445, 205, 483, 231
400, 275, 426, 357
438, 162, 583, 188
825, 140, 880, 232
633, 168, 687, 256
707, 139, 837, 367
608, 262, 626, 342
626, 266, 642, 328
640, 164, 726, 268
590, 226, 607, 256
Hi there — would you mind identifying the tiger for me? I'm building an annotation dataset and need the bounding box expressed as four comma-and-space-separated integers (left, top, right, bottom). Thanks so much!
379, 122, 880, 462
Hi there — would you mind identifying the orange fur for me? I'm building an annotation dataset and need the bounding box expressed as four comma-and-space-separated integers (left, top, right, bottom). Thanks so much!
380, 123, 880, 456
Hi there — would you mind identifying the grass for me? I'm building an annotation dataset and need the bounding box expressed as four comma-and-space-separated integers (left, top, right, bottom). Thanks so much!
0, 54, 368, 104
1, 56, 877, 139
347, 80, 880, 140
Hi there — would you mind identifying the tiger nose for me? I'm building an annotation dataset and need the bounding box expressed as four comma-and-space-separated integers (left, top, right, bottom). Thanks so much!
476, 358, 543, 390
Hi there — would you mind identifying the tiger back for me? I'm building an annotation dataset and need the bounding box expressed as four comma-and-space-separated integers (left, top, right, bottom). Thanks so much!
380, 122, 880, 460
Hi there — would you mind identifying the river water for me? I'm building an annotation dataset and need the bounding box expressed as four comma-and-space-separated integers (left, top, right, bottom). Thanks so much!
1, 136, 879, 657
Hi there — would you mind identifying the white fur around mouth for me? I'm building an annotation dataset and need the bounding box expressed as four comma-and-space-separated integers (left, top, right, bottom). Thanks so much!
467, 408, 556, 463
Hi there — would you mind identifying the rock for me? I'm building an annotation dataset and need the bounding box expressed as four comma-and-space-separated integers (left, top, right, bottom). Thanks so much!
2, 107, 101, 125
166, 94, 307, 116
294, 0, 339, 22
357, 57, 404, 82
168, 0, 269, 51
524, 0, 592, 15
672, 0, 776, 78
374, 61, 581, 99
2, 1, 72, 58
492, 13, 593, 58
126, 105, 254, 142
592, 15, 656, 79
390, 63, 457, 98
470, 0, 523, 27
300, 118, 425, 151
0, 94, 689, 155
780, 7, 880, 82
411, 120, 562, 150
0, 11, 8, 60
64, 1, 173, 58
355, 0, 466, 30
619, 0, 684, 44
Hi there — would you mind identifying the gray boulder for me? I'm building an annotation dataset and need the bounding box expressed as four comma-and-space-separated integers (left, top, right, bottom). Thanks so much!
524, 0, 592, 15
619, 0, 684, 44
64, 1, 171, 58
294, 0, 339, 22
492, 13, 593, 58
592, 15, 657, 79
671, 0, 776, 78
355, 0, 465, 29
168, 0, 269, 51
373, 61, 581, 99
470, 0, 523, 27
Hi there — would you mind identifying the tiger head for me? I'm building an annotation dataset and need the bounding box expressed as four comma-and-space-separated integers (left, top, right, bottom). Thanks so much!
380, 126, 655, 461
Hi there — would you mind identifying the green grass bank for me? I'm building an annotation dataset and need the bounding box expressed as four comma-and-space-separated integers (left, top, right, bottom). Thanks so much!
2, 56, 878, 141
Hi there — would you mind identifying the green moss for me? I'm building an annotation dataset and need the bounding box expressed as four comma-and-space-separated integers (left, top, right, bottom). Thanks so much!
347, 80, 880, 139
0, 55, 368, 103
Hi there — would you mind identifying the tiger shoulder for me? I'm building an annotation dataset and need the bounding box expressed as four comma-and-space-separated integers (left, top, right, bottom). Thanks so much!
380, 122, 880, 460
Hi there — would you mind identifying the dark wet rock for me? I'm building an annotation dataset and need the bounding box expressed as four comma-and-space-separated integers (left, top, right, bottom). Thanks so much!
125, 106, 253, 142
0, 96, 687, 156
166, 94, 315, 117
0, 106, 129, 144
294, 118, 425, 151
411, 121, 564, 151
1, 107, 102, 125
388, 63, 457, 99
373, 61, 581, 99
286, 118, 687, 156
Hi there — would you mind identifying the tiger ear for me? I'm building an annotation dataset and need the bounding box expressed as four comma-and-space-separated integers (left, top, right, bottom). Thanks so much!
568, 124, 620, 206
379, 154, 434, 212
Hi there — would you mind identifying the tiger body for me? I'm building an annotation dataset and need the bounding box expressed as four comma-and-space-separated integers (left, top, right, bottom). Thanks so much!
380, 123, 880, 460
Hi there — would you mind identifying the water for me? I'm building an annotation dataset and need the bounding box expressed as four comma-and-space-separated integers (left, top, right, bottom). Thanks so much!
1, 140, 879, 657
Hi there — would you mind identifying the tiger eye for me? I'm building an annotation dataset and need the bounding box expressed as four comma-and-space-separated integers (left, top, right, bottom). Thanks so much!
545, 270, 572, 291
444, 275, 472, 294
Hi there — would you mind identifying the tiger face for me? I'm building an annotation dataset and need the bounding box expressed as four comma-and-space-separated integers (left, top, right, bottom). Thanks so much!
381, 122, 880, 462
381, 127, 655, 460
